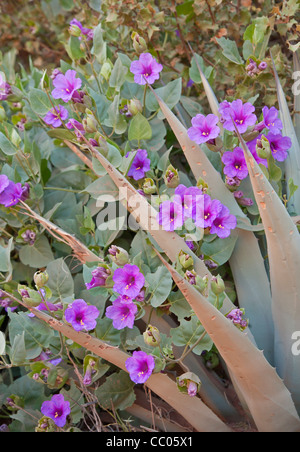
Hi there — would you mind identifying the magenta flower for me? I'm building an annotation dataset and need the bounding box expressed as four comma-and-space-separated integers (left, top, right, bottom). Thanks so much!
266, 132, 291, 162
222, 147, 248, 180
43, 105, 68, 128
219, 99, 257, 134
0, 175, 23, 207
130, 53, 163, 85
187, 114, 220, 144
66, 118, 85, 139
127, 149, 151, 180
64, 299, 100, 332
105, 296, 138, 330
255, 106, 283, 134
86, 266, 111, 290
41, 394, 71, 428
210, 205, 237, 238
125, 351, 155, 384
157, 200, 184, 231
174, 185, 203, 220
113, 264, 145, 299
51, 70, 82, 103
193, 194, 222, 229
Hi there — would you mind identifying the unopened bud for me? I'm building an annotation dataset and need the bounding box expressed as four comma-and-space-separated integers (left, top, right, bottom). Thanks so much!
34, 271, 49, 289
131, 32, 148, 54
178, 250, 193, 269
69, 24, 82, 37
143, 178, 157, 194
210, 275, 225, 295
164, 165, 179, 188
176, 372, 201, 396
108, 245, 129, 266
256, 135, 271, 159
143, 325, 161, 347
127, 99, 142, 116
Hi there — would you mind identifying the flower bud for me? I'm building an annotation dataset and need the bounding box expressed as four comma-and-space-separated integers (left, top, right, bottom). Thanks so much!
178, 250, 193, 269
143, 325, 161, 347
108, 245, 129, 266
176, 372, 201, 396
143, 178, 157, 194
83, 110, 98, 133
34, 271, 49, 289
131, 32, 148, 54
100, 61, 113, 81
164, 165, 180, 188
69, 24, 82, 37
256, 135, 271, 159
127, 98, 142, 116
210, 275, 225, 295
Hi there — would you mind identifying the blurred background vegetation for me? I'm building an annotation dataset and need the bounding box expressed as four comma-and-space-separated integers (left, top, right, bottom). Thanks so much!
0, 0, 299, 110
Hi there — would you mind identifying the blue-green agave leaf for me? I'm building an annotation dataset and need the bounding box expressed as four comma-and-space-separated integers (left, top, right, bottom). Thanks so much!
236, 125, 300, 413
271, 53, 300, 215
156, 251, 300, 432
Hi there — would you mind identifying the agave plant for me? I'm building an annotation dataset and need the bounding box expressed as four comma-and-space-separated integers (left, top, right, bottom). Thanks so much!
1, 14, 300, 434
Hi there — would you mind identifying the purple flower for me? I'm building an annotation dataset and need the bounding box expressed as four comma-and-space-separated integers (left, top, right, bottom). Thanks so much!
0, 73, 11, 100
187, 114, 220, 144
66, 118, 85, 139
193, 194, 223, 229
125, 351, 155, 384
127, 149, 151, 180
157, 200, 184, 231
86, 266, 111, 290
255, 106, 283, 134
258, 61, 268, 71
210, 205, 237, 238
51, 70, 82, 103
174, 185, 203, 220
222, 147, 248, 180
266, 131, 291, 162
130, 53, 163, 85
113, 264, 145, 299
28, 301, 62, 318
21, 229, 36, 245
41, 394, 71, 428
219, 99, 257, 134
64, 299, 100, 332
20, 183, 30, 202
43, 105, 69, 128
0, 175, 23, 207
105, 296, 138, 329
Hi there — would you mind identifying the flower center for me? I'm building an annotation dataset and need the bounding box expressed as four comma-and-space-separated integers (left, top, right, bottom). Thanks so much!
235, 119, 244, 125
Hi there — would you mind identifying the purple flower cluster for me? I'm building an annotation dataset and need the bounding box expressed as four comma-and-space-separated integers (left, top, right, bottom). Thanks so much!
245, 58, 267, 77
0, 175, 25, 207
157, 184, 237, 238
226, 308, 248, 331
104, 264, 145, 331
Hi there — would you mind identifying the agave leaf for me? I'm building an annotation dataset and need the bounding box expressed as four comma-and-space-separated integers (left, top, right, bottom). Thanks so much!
143, 306, 242, 422
19, 202, 101, 264
293, 51, 300, 144
13, 296, 231, 432
271, 53, 300, 215
235, 124, 300, 412
154, 252, 300, 432
149, 85, 274, 363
